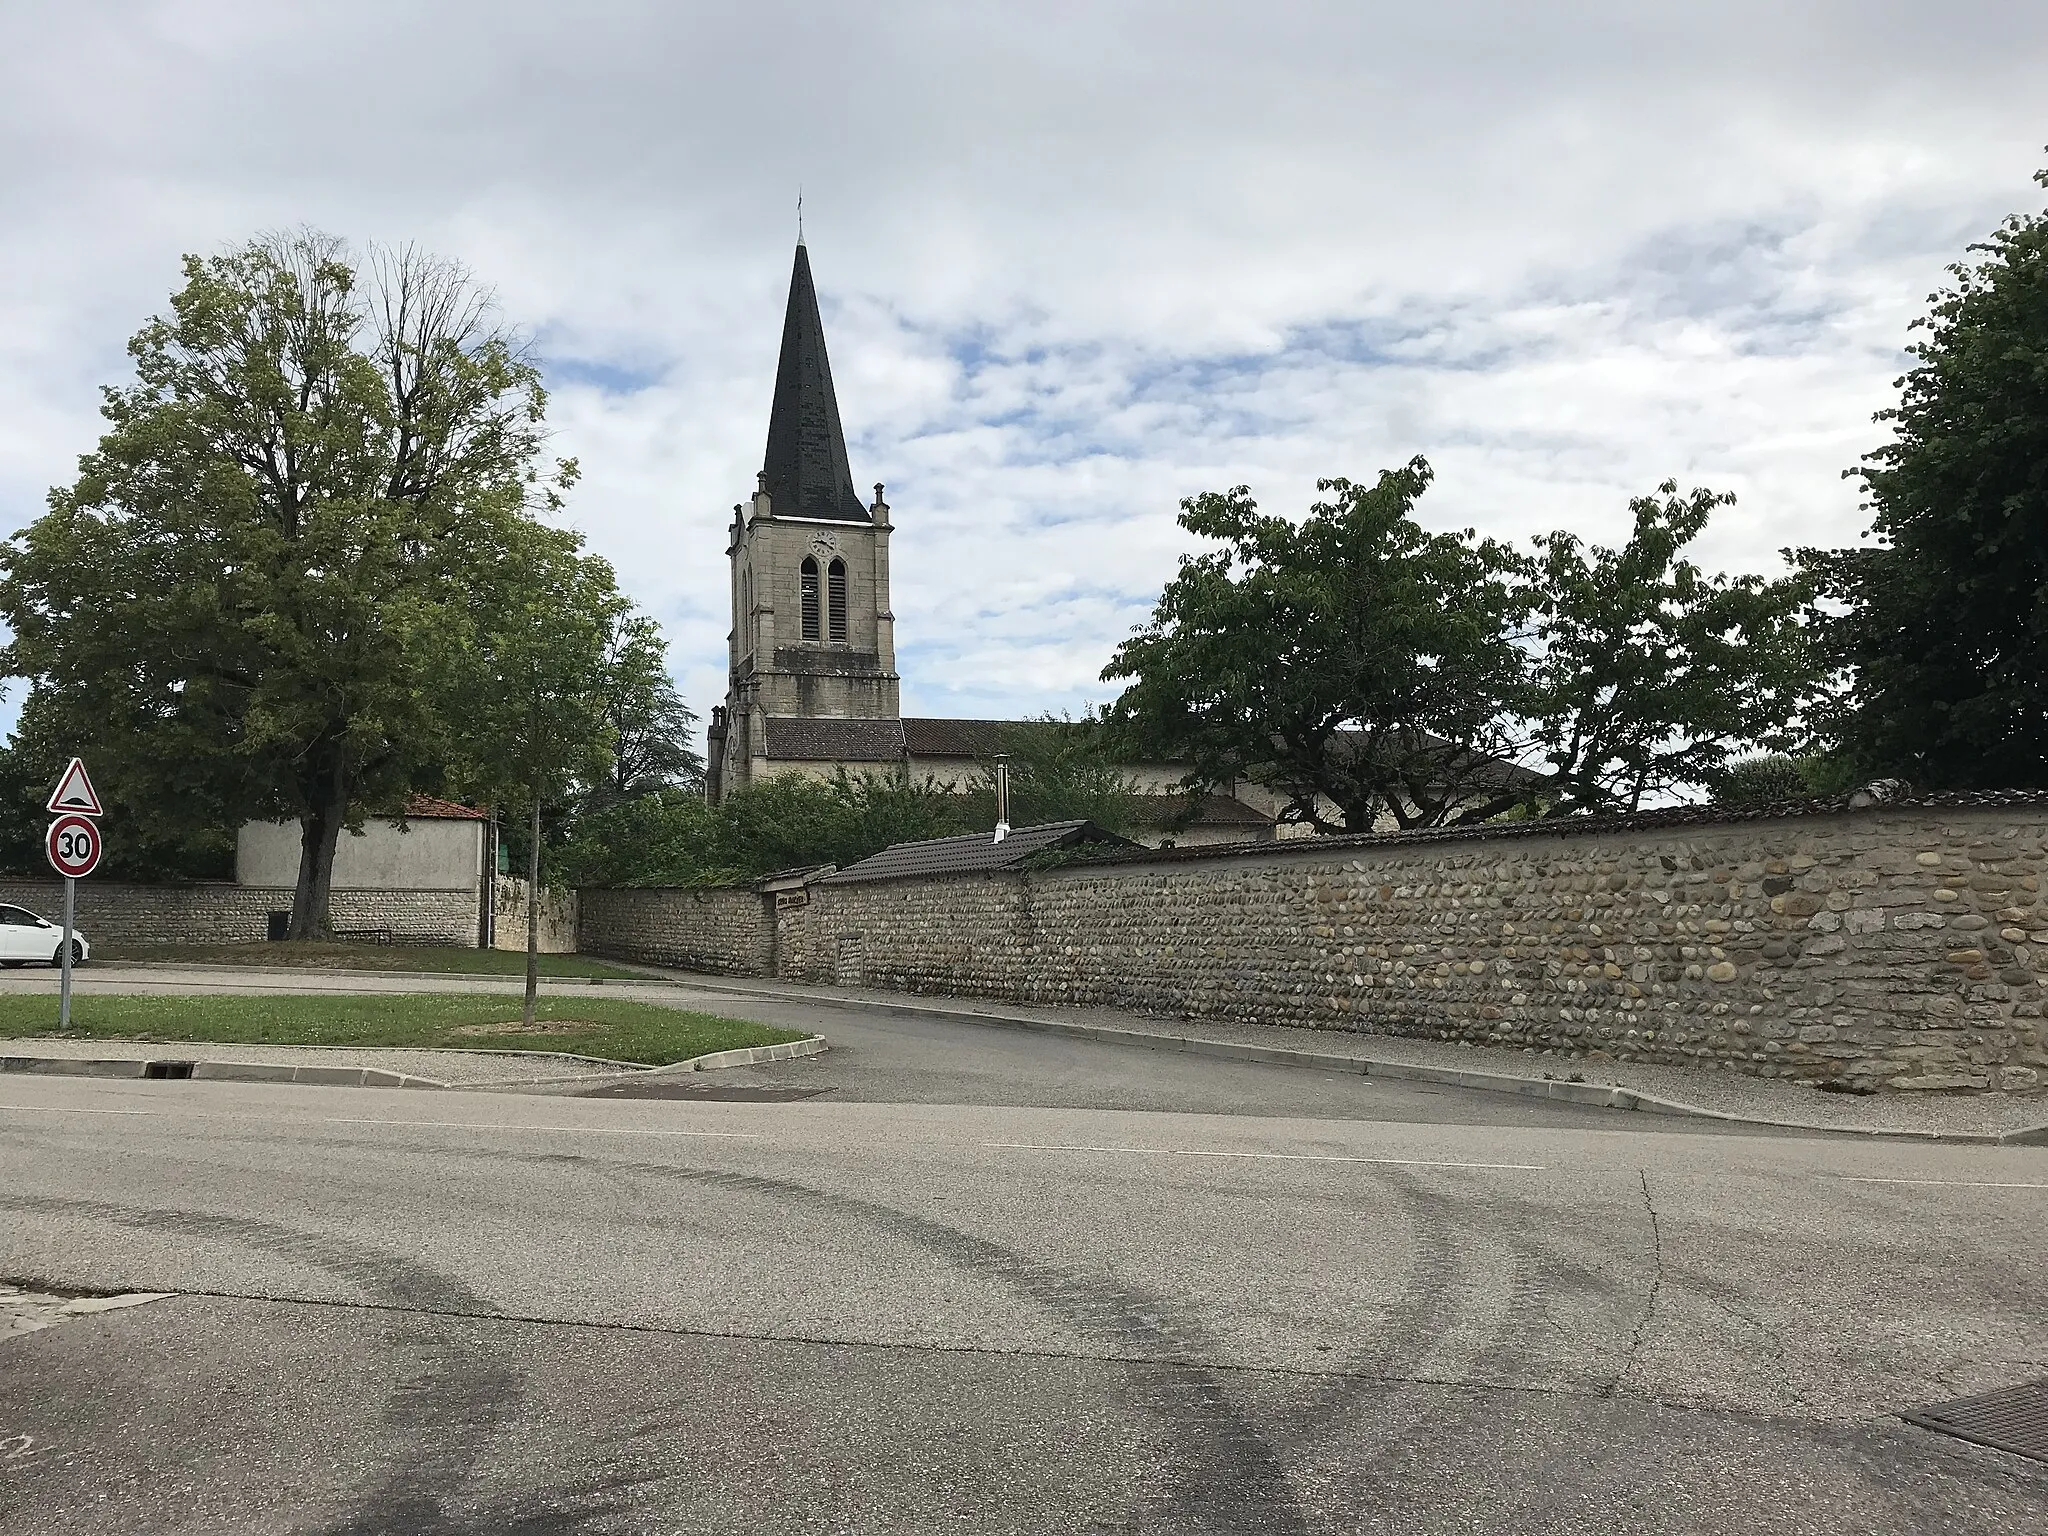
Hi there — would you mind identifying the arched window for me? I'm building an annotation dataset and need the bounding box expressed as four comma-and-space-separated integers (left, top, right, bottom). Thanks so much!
741, 567, 753, 653
800, 557, 821, 641
827, 559, 848, 643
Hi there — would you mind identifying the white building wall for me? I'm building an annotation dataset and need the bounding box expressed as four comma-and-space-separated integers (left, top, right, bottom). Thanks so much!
237, 817, 485, 892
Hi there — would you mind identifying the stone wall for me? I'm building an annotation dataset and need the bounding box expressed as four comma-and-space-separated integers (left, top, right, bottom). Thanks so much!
0, 880, 479, 948
492, 879, 578, 954
576, 886, 771, 975
578, 800, 2048, 1093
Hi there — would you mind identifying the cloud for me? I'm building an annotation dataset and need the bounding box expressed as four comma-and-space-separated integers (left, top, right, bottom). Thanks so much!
2, 0, 2043, 734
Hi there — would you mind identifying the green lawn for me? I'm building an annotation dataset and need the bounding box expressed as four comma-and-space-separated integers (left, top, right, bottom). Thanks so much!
96, 941, 642, 980
0, 993, 804, 1066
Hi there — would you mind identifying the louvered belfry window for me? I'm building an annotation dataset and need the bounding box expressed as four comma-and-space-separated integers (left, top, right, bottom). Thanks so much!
800, 557, 821, 641
828, 559, 848, 643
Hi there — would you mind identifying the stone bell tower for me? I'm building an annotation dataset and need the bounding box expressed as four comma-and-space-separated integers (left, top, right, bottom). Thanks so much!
706, 241, 901, 803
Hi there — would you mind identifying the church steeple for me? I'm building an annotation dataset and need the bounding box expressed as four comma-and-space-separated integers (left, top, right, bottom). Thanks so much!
760, 242, 870, 523
711, 238, 900, 804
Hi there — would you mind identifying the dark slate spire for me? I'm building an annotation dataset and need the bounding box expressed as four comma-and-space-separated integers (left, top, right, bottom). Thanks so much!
761, 242, 871, 523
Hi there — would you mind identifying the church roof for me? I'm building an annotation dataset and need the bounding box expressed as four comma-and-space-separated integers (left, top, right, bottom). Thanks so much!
762, 715, 906, 762
900, 717, 1041, 757
761, 242, 872, 524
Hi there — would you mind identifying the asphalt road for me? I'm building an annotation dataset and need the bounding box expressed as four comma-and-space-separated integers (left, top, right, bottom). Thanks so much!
3, 992, 2046, 1532
7, 962, 1790, 1128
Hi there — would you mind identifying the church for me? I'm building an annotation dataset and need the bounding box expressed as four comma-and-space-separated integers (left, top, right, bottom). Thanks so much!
704, 242, 1280, 848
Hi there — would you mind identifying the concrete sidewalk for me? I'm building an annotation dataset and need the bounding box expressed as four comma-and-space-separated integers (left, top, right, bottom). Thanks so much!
604, 963, 2048, 1143
0, 1035, 825, 1089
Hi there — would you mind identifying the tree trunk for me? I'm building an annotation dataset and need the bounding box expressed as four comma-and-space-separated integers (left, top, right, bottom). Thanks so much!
288, 758, 349, 940
523, 787, 541, 1028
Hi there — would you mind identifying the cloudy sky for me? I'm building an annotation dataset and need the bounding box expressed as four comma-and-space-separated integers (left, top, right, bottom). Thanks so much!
4, 2, 2044, 736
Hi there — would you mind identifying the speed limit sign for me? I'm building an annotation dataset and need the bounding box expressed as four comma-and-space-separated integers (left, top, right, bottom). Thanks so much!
46, 814, 102, 879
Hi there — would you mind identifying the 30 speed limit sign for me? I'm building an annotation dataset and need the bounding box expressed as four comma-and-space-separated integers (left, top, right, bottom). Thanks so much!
46, 814, 102, 879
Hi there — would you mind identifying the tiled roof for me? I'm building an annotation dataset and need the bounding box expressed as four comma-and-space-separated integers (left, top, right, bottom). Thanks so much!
403, 795, 489, 821
822, 820, 1133, 884
901, 717, 1053, 757
761, 716, 907, 762
1124, 792, 1275, 829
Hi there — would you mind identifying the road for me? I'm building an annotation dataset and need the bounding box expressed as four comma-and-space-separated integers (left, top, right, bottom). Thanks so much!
0, 962, 1815, 1126
2, 979, 2045, 1533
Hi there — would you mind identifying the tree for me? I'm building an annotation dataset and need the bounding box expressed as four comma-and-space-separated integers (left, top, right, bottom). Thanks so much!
0, 230, 574, 936
1101, 461, 1535, 832
1526, 483, 1815, 815
709, 771, 966, 878
591, 611, 702, 806
454, 529, 619, 1023
1712, 753, 1843, 811
1800, 161, 2048, 788
978, 716, 1141, 835
554, 787, 726, 889
0, 690, 232, 881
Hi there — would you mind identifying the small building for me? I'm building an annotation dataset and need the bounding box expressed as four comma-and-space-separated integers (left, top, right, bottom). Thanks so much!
236, 796, 497, 944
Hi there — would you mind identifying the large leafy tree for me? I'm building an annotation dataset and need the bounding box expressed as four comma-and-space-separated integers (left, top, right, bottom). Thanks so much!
1106, 465, 1816, 828
1102, 460, 1535, 832
1801, 162, 2048, 787
1527, 483, 1814, 814
0, 230, 573, 936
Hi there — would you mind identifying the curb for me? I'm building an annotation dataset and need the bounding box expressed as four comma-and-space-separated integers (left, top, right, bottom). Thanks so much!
640, 1036, 830, 1077
472, 1036, 831, 1089
1, 1055, 442, 1089
90, 962, 670, 988
598, 971, 2048, 1146
0, 1036, 828, 1094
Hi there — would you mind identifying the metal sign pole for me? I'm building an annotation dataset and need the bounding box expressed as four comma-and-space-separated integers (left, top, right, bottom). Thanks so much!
60, 874, 75, 1030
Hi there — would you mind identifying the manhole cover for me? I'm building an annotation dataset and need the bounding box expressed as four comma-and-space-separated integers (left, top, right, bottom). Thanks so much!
1901, 1378, 2048, 1463
578, 1080, 829, 1102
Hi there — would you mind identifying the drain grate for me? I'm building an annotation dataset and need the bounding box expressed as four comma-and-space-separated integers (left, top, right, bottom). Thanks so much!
1902, 1379, 2048, 1463
142, 1060, 194, 1081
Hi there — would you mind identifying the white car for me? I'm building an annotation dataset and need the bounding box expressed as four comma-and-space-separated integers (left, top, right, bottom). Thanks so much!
0, 904, 90, 967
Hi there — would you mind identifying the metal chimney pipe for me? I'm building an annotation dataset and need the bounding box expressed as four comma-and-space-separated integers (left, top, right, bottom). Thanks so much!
993, 753, 1010, 844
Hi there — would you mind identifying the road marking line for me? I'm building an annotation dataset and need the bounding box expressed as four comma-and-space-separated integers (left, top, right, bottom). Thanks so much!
1835, 1187, 2039, 1196
984, 1141, 1546, 1170
0, 1103, 762, 1140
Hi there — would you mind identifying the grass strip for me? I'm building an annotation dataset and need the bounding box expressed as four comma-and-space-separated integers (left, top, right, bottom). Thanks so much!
0, 993, 804, 1067
94, 942, 641, 980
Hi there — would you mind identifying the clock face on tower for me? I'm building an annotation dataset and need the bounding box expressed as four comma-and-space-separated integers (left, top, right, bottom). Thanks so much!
808, 532, 841, 559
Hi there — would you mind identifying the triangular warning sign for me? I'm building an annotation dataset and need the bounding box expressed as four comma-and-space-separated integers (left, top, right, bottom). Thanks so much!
46, 757, 103, 816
